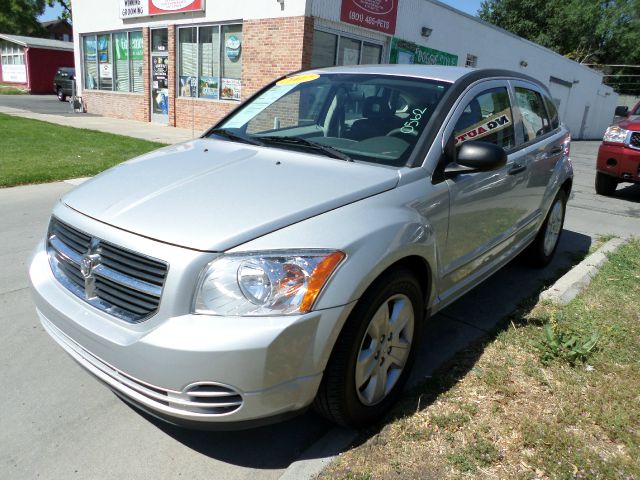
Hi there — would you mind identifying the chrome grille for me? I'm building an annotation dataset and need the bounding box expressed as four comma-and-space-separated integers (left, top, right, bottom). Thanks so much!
630, 132, 640, 150
47, 217, 168, 323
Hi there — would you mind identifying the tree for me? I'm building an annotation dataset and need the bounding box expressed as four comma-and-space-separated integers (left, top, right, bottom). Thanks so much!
479, 0, 640, 95
0, 0, 48, 36
47, 0, 71, 21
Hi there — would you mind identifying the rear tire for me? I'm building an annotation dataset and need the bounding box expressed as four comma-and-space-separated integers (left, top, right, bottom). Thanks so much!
57, 87, 66, 102
523, 190, 567, 268
313, 268, 424, 428
595, 172, 618, 196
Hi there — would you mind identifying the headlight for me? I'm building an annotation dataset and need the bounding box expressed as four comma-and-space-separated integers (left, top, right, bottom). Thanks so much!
603, 126, 629, 144
193, 250, 345, 316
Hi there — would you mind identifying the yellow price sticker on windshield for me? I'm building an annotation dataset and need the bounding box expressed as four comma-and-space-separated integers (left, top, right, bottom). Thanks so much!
276, 74, 320, 86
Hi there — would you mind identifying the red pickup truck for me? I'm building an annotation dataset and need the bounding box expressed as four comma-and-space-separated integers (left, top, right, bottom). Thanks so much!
596, 101, 640, 195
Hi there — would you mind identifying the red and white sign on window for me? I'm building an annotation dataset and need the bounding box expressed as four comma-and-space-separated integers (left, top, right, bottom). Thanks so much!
340, 0, 398, 35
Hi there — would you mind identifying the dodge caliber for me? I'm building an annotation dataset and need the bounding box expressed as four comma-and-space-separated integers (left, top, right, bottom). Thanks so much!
29, 66, 573, 428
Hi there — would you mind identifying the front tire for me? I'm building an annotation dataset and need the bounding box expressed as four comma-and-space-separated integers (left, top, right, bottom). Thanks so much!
57, 87, 66, 102
523, 190, 567, 267
595, 172, 618, 196
314, 268, 424, 427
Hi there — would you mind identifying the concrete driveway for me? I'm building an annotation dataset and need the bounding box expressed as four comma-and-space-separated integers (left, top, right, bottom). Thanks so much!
1, 142, 637, 480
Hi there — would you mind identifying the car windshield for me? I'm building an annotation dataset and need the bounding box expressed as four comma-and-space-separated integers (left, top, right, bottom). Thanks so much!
211, 73, 451, 166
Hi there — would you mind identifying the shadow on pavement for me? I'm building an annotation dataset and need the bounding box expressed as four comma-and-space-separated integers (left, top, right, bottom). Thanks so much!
124, 229, 592, 469
612, 183, 640, 204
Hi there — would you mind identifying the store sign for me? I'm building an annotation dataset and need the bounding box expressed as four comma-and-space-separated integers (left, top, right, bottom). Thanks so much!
340, 0, 397, 35
225, 35, 241, 62
389, 38, 458, 66
119, 0, 204, 19
1, 65, 27, 83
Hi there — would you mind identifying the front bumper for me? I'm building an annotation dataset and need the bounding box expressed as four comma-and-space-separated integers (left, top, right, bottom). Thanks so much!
30, 240, 355, 427
597, 141, 640, 183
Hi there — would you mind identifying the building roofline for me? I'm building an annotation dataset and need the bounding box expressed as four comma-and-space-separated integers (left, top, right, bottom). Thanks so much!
424, 0, 604, 80
0, 33, 74, 51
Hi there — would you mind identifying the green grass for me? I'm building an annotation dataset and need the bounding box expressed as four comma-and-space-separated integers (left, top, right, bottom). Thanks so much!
0, 113, 165, 187
321, 239, 640, 480
0, 84, 27, 95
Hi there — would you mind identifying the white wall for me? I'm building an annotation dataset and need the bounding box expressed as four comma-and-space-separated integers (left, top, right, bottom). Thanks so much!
310, 0, 618, 139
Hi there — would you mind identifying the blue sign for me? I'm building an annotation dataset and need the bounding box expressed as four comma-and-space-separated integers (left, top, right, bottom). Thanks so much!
225, 35, 241, 62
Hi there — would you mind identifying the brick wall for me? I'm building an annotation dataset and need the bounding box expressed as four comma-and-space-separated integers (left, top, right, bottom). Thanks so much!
241, 16, 315, 99
175, 98, 238, 133
82, 90, 146, 121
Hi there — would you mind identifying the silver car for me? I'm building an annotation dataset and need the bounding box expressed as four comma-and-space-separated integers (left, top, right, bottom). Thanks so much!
29, 65, 573, 428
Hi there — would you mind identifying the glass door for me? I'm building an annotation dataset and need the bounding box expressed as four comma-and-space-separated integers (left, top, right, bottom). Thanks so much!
150, 28, 169, 124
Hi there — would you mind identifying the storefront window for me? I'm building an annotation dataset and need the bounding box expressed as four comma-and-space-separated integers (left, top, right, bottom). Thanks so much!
83, 36, 98, 90
198, 26, 220, 99
97, 34, 112, 91
130, 31, 143, 93
311, 30, 383, 68
178, 23, 242, 101
338, 37, 361, 65
82, 31, 143, 93
362, 43, 382, 64
113, 32, 129, 92
311, 31, 337, 68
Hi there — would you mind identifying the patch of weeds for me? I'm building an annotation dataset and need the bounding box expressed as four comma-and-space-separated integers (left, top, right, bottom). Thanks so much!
430, 411, 469, 431
539, 311, 599, 366
448, 435, 501, 473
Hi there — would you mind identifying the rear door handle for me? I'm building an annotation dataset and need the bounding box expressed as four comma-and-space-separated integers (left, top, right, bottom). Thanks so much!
549, 146, 563, 155
508, 163, 527, 175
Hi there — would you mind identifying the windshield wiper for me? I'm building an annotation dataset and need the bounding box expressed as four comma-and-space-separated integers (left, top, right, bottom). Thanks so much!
258, 136, 353, 162
208, 128, 265, 146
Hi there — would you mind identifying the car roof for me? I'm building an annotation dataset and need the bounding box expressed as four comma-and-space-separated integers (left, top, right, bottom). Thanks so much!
300, 65, 544, 89
303, 65, 478, 83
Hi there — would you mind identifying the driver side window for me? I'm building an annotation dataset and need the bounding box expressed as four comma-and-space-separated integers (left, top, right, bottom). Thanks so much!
453, 87, 516, 150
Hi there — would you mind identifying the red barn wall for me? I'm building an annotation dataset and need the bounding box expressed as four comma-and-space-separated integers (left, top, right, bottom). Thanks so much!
25, 47, 74, 94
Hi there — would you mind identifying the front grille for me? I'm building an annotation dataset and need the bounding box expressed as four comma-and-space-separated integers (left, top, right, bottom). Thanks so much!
630, 132, 640, 150
47, 217, 168, 323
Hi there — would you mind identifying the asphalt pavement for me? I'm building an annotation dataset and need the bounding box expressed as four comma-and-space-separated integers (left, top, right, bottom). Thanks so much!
1, 142, 638, 480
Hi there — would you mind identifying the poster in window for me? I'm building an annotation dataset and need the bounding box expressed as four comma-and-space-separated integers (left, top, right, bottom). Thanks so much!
99, 63, 113, 79
220, 78, 241, 101
199, 76, 219, 99
179, 76, 197, 97
98, 35, 110, 62
84, 37, 97, 62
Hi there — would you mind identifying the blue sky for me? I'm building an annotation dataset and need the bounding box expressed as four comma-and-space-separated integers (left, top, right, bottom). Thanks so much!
39, 0, 484, 22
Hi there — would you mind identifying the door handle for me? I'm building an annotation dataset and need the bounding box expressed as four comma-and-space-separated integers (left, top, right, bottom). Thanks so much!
549, 146, 563, 155
508, 163, 527, 175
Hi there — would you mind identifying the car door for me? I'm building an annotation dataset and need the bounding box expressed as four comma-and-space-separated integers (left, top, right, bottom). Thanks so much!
510, 80, 568, 225
438, 80, 531, 299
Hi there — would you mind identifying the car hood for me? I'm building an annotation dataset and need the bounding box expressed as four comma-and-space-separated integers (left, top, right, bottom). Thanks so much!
617, 115, 640, 130
63, 139, 400, 251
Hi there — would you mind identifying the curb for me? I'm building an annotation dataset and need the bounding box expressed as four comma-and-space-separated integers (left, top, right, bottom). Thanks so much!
64, 177, 91, 186
540, 237, 626, 305
278, 427, 357, 480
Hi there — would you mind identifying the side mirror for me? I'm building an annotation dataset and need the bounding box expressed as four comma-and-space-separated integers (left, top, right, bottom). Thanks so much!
445, 141, 507, 176
615, 106, 629, 117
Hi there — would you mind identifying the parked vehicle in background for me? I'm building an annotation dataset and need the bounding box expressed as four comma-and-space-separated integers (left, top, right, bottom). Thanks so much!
53, 67, 75, 101
596, 101, 640, 195
30, 66, 573, 429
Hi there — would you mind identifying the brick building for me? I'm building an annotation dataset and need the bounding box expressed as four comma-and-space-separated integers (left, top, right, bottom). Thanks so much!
71, 0, 617, 138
